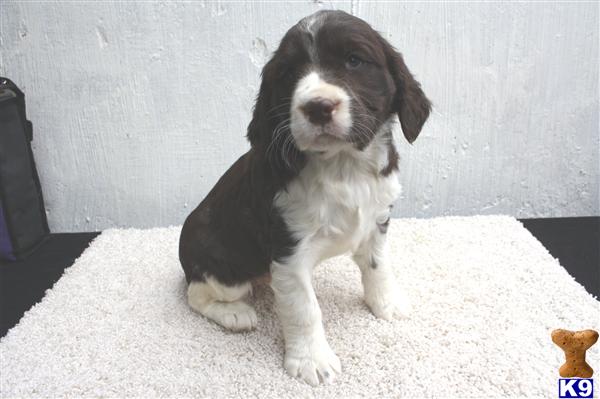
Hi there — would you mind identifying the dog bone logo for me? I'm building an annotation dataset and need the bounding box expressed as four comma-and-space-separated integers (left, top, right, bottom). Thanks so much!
552, 329, 598, 378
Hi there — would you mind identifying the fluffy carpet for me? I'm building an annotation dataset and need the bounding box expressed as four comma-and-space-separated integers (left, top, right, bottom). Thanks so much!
1, 216, 598, 398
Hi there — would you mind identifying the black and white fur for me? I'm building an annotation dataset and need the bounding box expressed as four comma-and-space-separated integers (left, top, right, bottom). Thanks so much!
179, 10, 431, 385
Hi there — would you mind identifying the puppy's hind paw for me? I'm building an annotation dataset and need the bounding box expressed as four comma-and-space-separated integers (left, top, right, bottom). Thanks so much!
366, 291, 411, 320
203, 301, 258, 331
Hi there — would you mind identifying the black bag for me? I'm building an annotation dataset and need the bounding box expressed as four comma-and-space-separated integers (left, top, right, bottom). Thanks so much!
0, 77, 49, 261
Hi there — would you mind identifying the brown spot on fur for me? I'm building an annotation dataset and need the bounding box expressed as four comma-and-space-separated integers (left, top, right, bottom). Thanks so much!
380, 142, 399, 177
377, 216, 390, 234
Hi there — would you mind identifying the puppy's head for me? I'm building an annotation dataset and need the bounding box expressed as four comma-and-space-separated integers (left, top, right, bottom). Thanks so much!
247, 10, 431, 172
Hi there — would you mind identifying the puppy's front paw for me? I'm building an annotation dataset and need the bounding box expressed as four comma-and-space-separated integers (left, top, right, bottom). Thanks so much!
284, 338, 341, 385
365, 290, 411, 320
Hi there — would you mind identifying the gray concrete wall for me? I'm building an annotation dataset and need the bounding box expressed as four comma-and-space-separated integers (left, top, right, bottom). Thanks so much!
1, 1, 598, 232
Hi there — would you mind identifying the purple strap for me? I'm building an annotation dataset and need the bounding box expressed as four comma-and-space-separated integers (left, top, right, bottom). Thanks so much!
0, 204, 15, 261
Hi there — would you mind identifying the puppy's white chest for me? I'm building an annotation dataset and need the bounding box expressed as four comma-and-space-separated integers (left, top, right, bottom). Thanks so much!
275, 152, 401, 259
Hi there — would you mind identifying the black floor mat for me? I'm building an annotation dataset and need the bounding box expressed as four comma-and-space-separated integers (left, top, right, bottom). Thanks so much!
520, 217, 598, 299
0, 233, 99, 337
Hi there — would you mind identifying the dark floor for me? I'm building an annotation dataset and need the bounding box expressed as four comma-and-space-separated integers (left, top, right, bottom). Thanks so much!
0, 217, 598, 338
0, 233, 99, 338
520, 217, 598, 298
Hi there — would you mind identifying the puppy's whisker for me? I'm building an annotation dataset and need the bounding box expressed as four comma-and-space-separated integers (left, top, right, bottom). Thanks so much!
354, 125, 374, 139
352, 121, 375, 142
266, 119, 291, 159
267, 132, 289, 161
268, 111, 292, 120
266, 102, 292, 117
279, 132, 295, 168
359, 114, 383, 127
355, 111, 381, 124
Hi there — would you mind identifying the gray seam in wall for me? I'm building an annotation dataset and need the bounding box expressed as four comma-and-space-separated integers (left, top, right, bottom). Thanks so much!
350, 0, 359, 15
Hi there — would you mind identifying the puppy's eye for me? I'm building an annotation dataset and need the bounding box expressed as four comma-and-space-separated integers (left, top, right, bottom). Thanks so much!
345, 54, 364, 70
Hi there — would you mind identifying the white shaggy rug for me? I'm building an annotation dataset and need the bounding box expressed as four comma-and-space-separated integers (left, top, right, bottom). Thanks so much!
1, 216, 598, 398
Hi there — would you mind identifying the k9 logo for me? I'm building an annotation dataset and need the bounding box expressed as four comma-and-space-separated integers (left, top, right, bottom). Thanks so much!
558, 379, 594, 398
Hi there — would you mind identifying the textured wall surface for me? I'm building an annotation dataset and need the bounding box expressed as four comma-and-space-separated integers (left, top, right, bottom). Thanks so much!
1, 1, 598, 232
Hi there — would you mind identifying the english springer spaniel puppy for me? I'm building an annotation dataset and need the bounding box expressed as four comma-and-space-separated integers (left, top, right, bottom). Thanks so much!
179, 10, 430, 385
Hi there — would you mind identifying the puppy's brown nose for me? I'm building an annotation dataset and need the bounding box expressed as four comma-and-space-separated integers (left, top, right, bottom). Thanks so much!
301, 98, 338, 125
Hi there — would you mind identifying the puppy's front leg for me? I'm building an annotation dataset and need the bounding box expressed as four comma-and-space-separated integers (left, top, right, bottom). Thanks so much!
353, 221, 411, 320
271, 259, 341, 385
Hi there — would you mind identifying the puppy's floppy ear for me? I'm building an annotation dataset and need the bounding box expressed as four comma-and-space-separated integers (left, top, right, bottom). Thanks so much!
383, 42, 431, 144
246, 59, 275, 148
246, 53, 305, 180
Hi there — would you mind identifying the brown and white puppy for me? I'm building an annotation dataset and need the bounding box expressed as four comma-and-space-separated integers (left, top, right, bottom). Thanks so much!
179, 10, 430, 385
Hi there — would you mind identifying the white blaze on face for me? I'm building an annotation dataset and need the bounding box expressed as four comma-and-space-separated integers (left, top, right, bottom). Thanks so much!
290, 72, 352, 151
